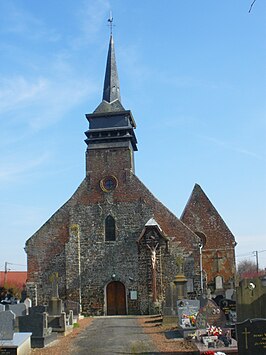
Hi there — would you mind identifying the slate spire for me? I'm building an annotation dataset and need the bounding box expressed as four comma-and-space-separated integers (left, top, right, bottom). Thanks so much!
102, 34, 121, 103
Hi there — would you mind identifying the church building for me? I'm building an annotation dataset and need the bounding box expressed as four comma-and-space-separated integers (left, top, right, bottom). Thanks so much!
25, 33, 236, 315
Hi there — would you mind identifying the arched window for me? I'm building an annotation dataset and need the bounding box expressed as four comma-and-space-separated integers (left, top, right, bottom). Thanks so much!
105, 215, 116, 241
195, 231, 207, 248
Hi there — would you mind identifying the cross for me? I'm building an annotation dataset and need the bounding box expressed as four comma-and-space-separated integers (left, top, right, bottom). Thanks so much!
214, 251, 223, 272
242, 327, 250, 349
107, 11, 114, 35
49, 272, 59, 299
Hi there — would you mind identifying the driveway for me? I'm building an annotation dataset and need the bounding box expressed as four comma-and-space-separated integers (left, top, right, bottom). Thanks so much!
69, 316, 159, 354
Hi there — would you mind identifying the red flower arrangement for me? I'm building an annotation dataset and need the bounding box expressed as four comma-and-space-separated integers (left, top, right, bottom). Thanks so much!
207, 325, 222, 336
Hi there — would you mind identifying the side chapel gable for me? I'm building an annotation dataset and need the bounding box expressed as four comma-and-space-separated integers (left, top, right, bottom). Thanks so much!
180, 183, 236, 249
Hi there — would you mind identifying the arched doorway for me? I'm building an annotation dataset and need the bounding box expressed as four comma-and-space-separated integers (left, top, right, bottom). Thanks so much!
106, 281, 126, 315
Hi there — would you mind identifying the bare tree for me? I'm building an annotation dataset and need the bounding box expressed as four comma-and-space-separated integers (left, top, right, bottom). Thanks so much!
237, 259, 264, 279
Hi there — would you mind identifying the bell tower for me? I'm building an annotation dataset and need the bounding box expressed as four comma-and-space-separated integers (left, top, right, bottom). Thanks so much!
85, 34, 137, 177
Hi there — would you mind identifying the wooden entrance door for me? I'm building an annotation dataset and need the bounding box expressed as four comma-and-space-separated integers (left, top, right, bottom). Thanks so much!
106, 281, 126, 315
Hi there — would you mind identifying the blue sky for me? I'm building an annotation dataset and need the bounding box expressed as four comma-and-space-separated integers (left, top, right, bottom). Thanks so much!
0, 0, 265, 272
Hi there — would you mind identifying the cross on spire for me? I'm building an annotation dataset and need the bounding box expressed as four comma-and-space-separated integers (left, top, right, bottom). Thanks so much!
108, 11, 114, 35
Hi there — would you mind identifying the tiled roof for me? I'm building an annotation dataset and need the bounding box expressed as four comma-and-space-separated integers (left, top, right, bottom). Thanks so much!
0, 271, 27, 287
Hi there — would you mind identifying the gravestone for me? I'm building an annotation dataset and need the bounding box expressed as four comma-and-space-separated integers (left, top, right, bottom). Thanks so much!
236, 318, 266, 355
24, 297, 32, 315
8, 303, 27, 317
219, 298, 236, 323
64, 300, 81, 316
29, 305, 48, 315
48, 312, 67, 333
67, 310, 74, 326
18, 311, 56, 348
215, 275, 223, 290
0, 310, 15, 340
195, 299, 226, 329
225, 288, 235, 300
177, 299, 200, 327
48, 272, 63, 315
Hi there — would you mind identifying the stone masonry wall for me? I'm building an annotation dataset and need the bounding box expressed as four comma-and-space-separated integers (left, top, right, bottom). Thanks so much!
26, 146, 201, 314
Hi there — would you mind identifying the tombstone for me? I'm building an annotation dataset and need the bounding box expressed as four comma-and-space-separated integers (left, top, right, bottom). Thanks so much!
215, 275, 223, 290
236, 318, 266, 355
237, 277, 266, 322
48, 312, 67, 333
24, 297, 32, 315
7, 303, 27, 317
67, 310, 74, 326
64, 300, 81, 316
225, 288, 234, 300
0, 303, 5, 312
29, 305, 48, 315
195, 299, 226, 329
48, 272, 63, 316
18, 311, 56, 348
219, 298, 236, 324
177, 299, 200, 327
163, 282, 175, 316
0, 310, 15, 340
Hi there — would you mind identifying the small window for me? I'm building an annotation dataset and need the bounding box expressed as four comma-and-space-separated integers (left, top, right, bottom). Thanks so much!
105, 215, 116, 241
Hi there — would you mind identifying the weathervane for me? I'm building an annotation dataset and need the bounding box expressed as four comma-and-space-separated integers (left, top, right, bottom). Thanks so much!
108, 11, 114, 35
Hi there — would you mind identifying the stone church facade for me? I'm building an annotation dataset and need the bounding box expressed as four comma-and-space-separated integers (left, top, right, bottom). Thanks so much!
25, 34, 236, 315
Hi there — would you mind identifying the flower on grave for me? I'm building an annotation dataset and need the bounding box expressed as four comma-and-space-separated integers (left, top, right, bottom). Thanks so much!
181, 312, 198, 326
207, 325, 222, 336
203, 351, 215, 355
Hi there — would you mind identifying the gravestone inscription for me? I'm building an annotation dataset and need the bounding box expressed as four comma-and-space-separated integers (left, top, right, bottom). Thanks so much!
236, 318, 266, 355
219, 298, 236, 323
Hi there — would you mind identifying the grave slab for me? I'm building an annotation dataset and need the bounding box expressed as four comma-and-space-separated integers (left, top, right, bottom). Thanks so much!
0, 332, 32, 355
195, 337, 238, 354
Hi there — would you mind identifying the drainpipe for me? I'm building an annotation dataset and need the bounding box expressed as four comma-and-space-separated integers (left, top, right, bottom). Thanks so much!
199, 243, 203, 293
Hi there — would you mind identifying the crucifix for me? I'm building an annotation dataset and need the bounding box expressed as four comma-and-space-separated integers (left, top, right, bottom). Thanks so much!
147, 242, 159, 302
242, 327, 250, 350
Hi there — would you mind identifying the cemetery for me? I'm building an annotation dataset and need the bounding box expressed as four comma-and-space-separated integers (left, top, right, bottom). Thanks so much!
1, 266, 265, 354
0, 279, 80, 355
0, 5, 265, 354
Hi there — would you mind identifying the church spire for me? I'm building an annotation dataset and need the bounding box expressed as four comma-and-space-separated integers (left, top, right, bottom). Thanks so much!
102, 33, 121, 103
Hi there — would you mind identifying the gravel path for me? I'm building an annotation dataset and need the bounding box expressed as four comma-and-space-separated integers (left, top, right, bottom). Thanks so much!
69, 316, 158, 354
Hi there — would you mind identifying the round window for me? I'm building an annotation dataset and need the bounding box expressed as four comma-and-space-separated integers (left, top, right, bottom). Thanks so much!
100, 175, 118, 192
